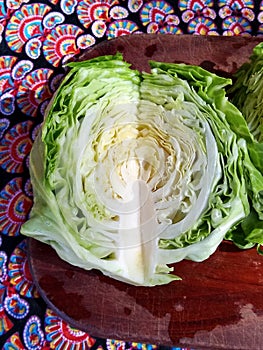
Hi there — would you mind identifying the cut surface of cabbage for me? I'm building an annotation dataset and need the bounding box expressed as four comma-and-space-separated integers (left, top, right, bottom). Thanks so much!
21, 54, 263, 286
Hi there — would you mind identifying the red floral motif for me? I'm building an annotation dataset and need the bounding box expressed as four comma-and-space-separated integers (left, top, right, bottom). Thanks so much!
0, 121, 33, 173
45, 308, 96, 349
0, 177, 32, 236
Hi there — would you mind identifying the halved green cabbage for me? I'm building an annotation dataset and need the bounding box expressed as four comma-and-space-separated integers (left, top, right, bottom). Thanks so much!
21, 53, 263, 286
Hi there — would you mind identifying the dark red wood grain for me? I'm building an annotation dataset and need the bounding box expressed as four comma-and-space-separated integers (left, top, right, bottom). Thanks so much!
28, 239, 263, 349
28, 35, 263, 349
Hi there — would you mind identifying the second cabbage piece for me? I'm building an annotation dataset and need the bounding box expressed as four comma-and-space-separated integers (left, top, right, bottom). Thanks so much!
21, 54, 263, 286
228, 42, 263, 251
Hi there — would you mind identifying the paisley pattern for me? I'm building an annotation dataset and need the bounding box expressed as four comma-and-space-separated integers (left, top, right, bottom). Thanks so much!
0, 121, 33, 173
107, 20, 140, 38
5, 3, 51, 52
0, 56, 18, 115
8, 239, 39, 297
45, 308, 96, 348
77, 0, 119, 30
23, 315, 45, 349
0, 0, 262, 348
4, 293, 30, 319
0, 251, 8, 283
0, 306, 14, 336
222, 15, 252, 35
0, 281, 6, 304
3, 332, 25, 350
43, 24, 83, 66
140, 0, 174, 26
0, 119, 10, 139
16, 68, 53, 117
0, 177, 32, 236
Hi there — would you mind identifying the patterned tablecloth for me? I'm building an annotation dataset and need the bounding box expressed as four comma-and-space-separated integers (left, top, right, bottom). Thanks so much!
0, 1, 262, 349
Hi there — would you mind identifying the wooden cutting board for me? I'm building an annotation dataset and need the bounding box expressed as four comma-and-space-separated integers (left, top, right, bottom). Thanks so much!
27, 34, 263, 350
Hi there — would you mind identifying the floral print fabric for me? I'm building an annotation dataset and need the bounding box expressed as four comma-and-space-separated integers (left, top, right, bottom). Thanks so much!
0, 0, 262, 349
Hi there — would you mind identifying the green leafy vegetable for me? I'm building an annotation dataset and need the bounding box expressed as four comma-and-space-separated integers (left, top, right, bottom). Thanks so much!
230, 42, 263, 143
227, 42, 263, 253
21, 53, 263, 286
